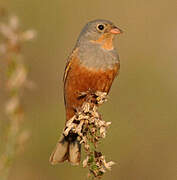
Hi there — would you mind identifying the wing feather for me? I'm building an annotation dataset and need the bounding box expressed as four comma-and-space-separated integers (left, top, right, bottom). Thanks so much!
63, 48, 78, 106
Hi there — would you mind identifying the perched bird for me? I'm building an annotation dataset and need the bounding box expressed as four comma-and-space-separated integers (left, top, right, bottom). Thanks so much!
50, 19, 122, 165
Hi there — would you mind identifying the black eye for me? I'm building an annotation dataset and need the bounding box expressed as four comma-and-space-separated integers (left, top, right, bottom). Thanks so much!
97, 24, 105, 31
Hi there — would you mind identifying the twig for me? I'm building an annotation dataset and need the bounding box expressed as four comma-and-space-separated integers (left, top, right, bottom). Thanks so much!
64, 91, 115, 179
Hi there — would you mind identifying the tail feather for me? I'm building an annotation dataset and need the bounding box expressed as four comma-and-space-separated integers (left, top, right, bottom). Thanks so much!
50, 134, 81, 165
68, 141, 81, 165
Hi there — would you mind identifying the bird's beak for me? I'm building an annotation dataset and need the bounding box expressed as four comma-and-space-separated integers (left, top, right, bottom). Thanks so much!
110, 26, 123, 34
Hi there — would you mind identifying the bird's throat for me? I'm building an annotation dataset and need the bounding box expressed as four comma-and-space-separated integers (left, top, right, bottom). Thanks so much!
91, 34, 114, 50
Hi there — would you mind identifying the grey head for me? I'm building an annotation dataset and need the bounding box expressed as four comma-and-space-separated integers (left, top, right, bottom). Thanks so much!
75, 19, 122, 69
76, 19, 122, 45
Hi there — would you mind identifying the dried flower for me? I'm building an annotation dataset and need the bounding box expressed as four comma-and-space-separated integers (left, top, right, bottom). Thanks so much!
63, 91, 115, 178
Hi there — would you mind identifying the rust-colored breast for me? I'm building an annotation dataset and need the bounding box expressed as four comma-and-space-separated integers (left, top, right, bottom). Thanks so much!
64, 56, 119, 121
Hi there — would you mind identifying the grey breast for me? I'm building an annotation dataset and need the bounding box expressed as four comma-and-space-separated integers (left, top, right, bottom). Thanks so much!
77, 41, 119, 70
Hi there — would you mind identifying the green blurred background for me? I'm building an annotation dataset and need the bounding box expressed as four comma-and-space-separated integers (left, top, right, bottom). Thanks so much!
1, 0, 177, 179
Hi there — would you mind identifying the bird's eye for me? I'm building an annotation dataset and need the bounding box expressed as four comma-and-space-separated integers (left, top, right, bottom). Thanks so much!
97, 24, 105, 31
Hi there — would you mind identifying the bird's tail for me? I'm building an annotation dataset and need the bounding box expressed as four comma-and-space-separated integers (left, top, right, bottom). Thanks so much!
49, 133, 81, 165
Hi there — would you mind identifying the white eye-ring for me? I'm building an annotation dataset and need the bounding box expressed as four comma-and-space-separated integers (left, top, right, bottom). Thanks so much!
97, 24, 105, 32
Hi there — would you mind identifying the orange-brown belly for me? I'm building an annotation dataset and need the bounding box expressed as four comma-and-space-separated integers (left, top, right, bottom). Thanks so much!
64, 59, 119, 120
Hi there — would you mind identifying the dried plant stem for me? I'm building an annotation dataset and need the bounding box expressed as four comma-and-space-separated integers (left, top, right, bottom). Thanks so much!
64, 91, 115, 179
0, 13, 36, 180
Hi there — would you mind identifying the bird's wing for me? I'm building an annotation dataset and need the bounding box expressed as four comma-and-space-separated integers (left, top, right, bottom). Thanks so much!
63, 48, 78, 106
63, 48, 78, 84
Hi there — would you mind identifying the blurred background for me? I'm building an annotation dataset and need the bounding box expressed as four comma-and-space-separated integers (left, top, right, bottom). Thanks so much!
0, 0, 177, 180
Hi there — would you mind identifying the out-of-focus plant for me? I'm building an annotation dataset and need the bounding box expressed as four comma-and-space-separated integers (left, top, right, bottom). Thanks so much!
0, 10, 36, 180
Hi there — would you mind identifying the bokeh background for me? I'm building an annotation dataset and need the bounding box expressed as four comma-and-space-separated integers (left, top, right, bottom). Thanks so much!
0, 0, 177, 180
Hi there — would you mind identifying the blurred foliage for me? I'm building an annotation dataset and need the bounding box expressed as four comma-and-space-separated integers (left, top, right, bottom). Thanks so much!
0, 11, 36, 180
0, 0, 177, 180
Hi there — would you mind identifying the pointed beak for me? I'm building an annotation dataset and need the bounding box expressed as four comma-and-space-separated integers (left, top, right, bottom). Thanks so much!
110, 26, 123, 34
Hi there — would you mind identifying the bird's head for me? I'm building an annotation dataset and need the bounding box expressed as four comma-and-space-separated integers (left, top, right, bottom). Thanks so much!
77, 19, 122, 50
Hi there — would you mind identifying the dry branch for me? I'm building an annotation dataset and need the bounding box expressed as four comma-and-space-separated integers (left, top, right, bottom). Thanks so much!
63, 91, 115, 179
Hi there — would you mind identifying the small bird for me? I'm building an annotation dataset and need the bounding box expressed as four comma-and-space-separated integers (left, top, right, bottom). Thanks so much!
50, 19, 122, 165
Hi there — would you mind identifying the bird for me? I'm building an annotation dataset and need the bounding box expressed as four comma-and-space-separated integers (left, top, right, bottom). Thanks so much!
50, 19, 122, 165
